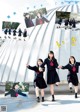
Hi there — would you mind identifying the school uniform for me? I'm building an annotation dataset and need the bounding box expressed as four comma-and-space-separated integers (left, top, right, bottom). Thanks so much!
65, 19, 69, 26
25, 17, 34, 28
9, 29, 11, 35
72, 19, 76, 28
4, 29, 8, 35
18, 29, 22, 36
13, 30, 16, 36
23, 30, 27, 37
36, 17, 49, 25
62, 62, 80, 86
5, 89, 27, 97
58, 18, 62, 25
5, 89, 17, 97
67, 74, 71, 83
69, 20, 72, 26
41, 58, 60, 84
27, 66, 47, 89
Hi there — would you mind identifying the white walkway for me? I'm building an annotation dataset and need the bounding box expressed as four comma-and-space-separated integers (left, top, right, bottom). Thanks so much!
18, 95, 80, 112
0, 94, 80, 112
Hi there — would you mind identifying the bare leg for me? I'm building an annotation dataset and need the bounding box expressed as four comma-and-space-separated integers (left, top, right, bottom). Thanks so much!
41, 89, 44, 102
41, 89, 44, 97
69, 82, 73, 92
74, 86, 78, 98
35, 87, 39, 97
69, 82, 72, 89
35, 87, 40, 102
50, 84, 55, 101
50, 84, 54, 95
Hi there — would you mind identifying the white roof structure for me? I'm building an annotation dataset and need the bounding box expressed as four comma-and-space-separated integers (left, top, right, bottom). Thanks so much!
0, 3, 80, 83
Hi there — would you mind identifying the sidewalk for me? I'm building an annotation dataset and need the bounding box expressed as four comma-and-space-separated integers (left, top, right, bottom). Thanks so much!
0, 94, 80, 112
0, 84, 80, 112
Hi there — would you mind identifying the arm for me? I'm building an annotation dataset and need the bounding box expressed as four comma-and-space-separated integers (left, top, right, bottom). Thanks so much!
5, 91, 10, 96
41, 59, 47, 68
77, 62, 80, 66
54, 59, 59, 68
27, 65, 37, 71
61, 64, 69, 69
5, 89, 12, 96
42, 17, 49, 22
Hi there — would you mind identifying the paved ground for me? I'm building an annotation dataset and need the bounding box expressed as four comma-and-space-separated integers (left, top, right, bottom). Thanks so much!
0, 84, 80, 112
20, 95, 80, 112
0, 94, 80, 112
23, 95, 80, 112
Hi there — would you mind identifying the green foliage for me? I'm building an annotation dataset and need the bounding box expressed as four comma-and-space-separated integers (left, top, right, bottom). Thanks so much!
56, 11, 70, 19
5, 82, 29, 92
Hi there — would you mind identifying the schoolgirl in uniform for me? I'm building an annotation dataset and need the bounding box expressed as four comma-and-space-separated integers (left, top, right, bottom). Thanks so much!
27, 59, 47, 102
41, 51, 60, 101
24, 13, 34, 28
60, 56, 80, 98
18, 28, 22, 37
36, 12, 49, 26
64, 18, 69, 29
5, 83, 27, 97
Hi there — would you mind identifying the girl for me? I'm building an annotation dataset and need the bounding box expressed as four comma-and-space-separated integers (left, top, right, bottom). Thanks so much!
60, 56, 80, 98
36, 12, 49, 25
27, 59, 47, 102
23, 29, 27, 37
13, 29, 16, 36
18, 28, 22, 37
24, 13, 34, 28
5, 83, 27, 97
41, 51, 60, 101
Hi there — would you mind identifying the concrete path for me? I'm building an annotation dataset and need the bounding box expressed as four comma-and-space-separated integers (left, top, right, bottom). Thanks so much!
0, 94, 80, 112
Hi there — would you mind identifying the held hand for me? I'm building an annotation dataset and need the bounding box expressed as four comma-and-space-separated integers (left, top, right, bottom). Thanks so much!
26, 64, 29, 68
39, 67, 43, 72
58, 66, 62, 69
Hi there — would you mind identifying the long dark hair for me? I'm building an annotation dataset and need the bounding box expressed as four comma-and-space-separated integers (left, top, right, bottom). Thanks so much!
37, 59, 43, 67
69, 56, 76, 64
48, 51, 54, 60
